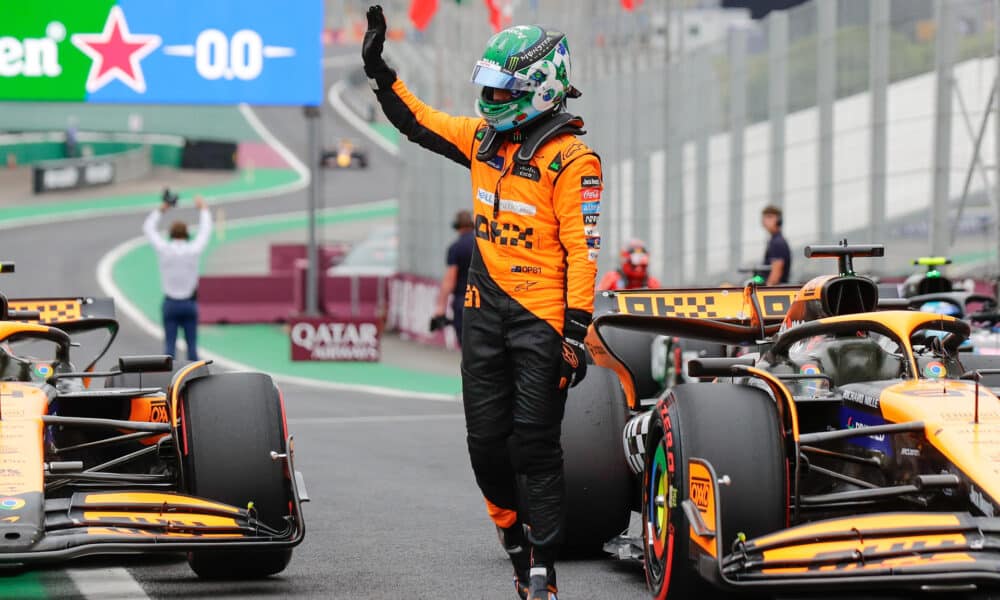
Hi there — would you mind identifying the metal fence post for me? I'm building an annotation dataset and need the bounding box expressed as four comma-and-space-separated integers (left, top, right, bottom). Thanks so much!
694, 53, 710, 281
817, 0, 836, 243
931, 0, 955, 256
667, 61, 685, 280
729, 28, 747, 272
769, 11, 788, 210
304, 105, 321, 316
869, 0, 889, 245
995, 0, 1000, 276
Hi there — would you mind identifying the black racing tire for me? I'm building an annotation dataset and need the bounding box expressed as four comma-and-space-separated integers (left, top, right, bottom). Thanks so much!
561, 366, 633, 556
180, 372, 293, 579
642, 383, 786, 598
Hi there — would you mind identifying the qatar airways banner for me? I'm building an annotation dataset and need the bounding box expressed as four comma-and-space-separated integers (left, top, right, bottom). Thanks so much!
0, 0, 323, 105
289, 317, 381, 362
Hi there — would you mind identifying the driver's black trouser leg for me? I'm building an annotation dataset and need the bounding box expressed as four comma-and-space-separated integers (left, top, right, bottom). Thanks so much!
461, 269, 567, 570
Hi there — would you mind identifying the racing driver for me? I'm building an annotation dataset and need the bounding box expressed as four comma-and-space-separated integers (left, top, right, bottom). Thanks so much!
363, 6, 602, 599
597, 239, 662, 291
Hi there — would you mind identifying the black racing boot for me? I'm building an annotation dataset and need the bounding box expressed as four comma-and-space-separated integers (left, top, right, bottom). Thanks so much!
526, 565, 557, 600
497, 524, 530, 599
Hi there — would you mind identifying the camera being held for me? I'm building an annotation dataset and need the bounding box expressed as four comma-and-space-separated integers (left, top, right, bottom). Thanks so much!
162, 187, 179, 208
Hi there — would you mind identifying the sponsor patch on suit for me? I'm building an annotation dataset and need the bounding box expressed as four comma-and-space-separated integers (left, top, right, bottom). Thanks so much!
512, 164, 541, 181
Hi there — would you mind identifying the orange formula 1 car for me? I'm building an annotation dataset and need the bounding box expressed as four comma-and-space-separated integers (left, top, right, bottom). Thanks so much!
575, 243, 1000, 598
0, 266, 306, 578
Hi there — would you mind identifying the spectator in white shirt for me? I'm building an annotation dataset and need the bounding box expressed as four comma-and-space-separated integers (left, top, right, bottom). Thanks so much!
143, 195, 212, 360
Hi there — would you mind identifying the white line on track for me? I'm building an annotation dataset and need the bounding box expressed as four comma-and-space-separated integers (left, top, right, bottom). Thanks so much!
328, 79, 400, 157
237, 103, 311, 183
67, 567, 151, 599
288, 413, 464, 425
96, 200, 459, 403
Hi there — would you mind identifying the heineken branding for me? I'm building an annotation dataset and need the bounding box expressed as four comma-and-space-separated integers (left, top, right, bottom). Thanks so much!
0, 0, 322, 105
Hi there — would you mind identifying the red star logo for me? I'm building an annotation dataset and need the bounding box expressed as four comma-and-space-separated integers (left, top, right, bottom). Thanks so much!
71, 6, 161, 94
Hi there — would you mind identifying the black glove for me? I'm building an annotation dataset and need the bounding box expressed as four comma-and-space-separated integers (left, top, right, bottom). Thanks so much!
559, 309, 591, 390
429, 314, 451, 332
362, 5, 396, 91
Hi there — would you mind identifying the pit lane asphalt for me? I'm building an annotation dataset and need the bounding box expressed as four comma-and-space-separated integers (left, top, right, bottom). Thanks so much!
0, 61, 649, 600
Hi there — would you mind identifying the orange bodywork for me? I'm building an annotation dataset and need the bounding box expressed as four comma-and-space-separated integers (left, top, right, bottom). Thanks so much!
612, 286, 798, 322
80, 511, 240, 528
749, 514, 974, 574
0, 382, 47, 496
83, 527, 245, 539
746, 366, 800, 441
878, 379, 1000, 509
127, 395, 171, 445
687, 460, 718, 558
752, 513, 963, 548
6, 300, 82, 324
80, 492, 241, 514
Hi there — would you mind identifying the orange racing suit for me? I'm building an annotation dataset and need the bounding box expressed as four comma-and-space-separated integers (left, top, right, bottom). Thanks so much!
373, 78, 602, 558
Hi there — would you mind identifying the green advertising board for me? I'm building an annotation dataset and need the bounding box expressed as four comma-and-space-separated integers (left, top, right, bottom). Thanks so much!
1, 0, 114, 101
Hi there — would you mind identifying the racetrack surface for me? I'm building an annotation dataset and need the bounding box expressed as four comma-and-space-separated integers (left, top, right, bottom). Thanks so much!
0, 51, 650, 599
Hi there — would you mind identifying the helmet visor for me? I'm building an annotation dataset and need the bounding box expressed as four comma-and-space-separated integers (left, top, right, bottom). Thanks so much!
471, 61, 533, 91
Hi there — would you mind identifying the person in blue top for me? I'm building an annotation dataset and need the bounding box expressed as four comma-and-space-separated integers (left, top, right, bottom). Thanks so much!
761, 205, 791, 285
430, 210, 475, 341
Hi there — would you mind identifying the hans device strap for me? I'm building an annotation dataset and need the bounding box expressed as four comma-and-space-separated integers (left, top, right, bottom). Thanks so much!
475, 113, 586, 165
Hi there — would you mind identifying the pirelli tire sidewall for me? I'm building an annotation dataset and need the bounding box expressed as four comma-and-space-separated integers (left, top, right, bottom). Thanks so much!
643, 383, 787, 598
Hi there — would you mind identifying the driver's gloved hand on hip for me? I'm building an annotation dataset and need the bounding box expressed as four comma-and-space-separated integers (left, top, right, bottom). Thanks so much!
559, 309, 591, 390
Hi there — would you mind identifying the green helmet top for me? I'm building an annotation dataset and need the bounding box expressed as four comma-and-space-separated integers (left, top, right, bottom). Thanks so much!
471, 25, 573, 132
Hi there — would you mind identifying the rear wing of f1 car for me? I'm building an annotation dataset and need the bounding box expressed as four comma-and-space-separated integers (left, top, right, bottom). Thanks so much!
587, 285, 799, 410
6, 297, 115, 324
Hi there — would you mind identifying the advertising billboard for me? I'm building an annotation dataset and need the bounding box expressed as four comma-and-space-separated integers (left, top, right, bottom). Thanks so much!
0, 0, 323, 105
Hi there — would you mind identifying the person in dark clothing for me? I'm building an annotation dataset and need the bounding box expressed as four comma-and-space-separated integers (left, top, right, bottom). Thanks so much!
364, 6, 599, 598
431, 210, 475, 340
762, 205, 791, 285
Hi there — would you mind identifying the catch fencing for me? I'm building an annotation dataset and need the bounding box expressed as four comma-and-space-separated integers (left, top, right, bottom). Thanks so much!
365, 0, 1000, 283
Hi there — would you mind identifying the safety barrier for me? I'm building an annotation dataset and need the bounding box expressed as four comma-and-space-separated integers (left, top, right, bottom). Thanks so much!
31, 145, 151, 194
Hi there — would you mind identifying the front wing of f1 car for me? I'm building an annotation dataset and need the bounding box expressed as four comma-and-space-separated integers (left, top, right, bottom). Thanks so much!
0, 452, 307, 565
686, 457, 1000, 594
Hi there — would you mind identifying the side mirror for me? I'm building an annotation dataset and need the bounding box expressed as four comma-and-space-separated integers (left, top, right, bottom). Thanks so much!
118, 355, 173, 373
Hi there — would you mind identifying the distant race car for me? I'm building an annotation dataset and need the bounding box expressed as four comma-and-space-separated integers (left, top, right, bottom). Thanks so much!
896, 256, 1000, 354
320, 139, 368, 169
0, 266, 306, 577
558, 243, 1000, 597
